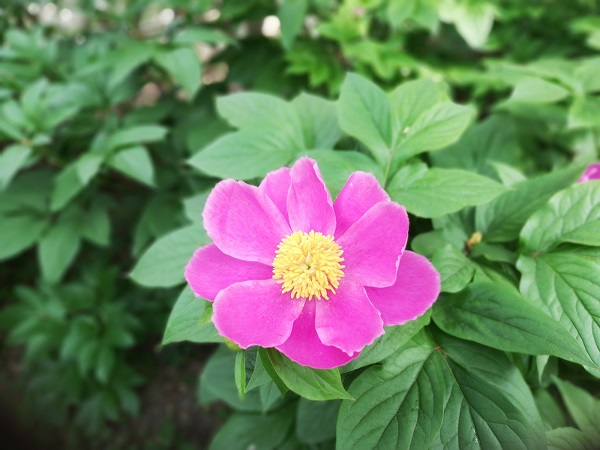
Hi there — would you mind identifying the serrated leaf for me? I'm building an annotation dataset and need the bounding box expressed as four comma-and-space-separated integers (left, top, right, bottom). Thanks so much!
266, 349, 352, 401
475, 164, 584, 243
131, 224, 209, 288
518, 253, 600, 376
387, 163, 506, 218
432, 282, 591, 365
520, 182, 600, 253
162, 287, 221, 345
188, 129, 296, 180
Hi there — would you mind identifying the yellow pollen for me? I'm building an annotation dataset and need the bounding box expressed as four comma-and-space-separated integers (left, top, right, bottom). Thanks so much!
272, 230, 345, 300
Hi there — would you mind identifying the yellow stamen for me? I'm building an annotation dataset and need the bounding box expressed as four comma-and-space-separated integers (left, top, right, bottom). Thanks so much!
272, 231, 344, 300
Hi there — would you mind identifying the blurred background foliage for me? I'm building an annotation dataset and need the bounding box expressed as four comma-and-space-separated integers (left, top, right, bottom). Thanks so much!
0, 0, 599, 448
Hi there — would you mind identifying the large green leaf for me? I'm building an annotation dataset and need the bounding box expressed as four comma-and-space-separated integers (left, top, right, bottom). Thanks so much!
518, 252, 600, 375
338, 73, 392, 165
265, 349, 352, 401
162, 287, 221, 345
38, 215, 81, 284
387, 163, 506, 218
188, 129, 296, 180
337, 331, 447, 450
545, 427, 596, 450
130, 224, 208, 288
520, 182, 600, 253
0, 212, 48, 261
296, 398, 340, 444
475, 164, 584, 243
432, 283, 591, 365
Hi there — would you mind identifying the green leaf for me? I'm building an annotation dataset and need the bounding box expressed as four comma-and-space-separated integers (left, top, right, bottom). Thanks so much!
209, 405, 295, 450
0, 144, 31, 190
278, 0, 307, 49
534, 389, 568, 429
430, 115, 520, 177
518, 252, 600, 375
304, 150, 382, 198
108, 146, 155, 187
265, 349, 352, 401
507, 77, 570, 104
546, 427, 596, 450
108, 125, 167, 150
554, 378, 600, 442
130, 224, 209, 288
216, 92, 304, 147
173, 27, 234, 45
0, 212, 47, 261
199, 346, 265, 412
258, 348, 290, 396
95, 345, 115, 384
520, 182, 600, 254
50, 164, 85, 211
431, 244, 476, 293
108, 41, 154, 89
439, 0, 495, 49
154, 46, 202, 98
430, 331, 546, 449
387, 163, 506, 218
38, 216, 81, 284
393, 102, 475, 163
338, 73, 392, 165
432, 282, 591, 365
188, 129, 296, 180
568, 96, 600, 129
296, 398, 340, 444
162, 287, 221, 345
341, 312, 431, 373
475, 164, 584, 243
81, 203, 110, 246
75, 153, 104, 185
337, 331, 448, 449
292, 93, 341, 149
235, 351, 246, 399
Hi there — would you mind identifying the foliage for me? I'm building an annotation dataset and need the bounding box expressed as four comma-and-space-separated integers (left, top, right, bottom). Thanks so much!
1, 0, 600, 448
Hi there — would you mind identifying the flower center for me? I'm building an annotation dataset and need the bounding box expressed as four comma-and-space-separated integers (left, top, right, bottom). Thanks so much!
272, 230, 344, 300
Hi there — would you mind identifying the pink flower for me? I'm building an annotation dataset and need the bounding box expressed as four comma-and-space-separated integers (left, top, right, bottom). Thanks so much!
578, 163, 600, 183
185, 157, 440, 369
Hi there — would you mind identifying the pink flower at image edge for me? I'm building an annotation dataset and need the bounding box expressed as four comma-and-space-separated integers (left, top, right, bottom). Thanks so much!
184, 157, 441, 369
578, 162, 600, 183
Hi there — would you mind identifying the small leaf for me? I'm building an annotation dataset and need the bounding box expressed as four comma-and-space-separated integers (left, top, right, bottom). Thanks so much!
235, 351, 246, 399
507, 77, 570, 104
50, 164, 85, 211
131, 224, 209, 288
154, 46, 202, 98
0, 145, 32, 190
38, 216, 81, 284
278, 0, 307, 49
108, 146, 155, 187
431, 245, 476, 293
108, 125, 167, 150
265, 349, 352, 401
553, 378, 600, 442
162, 287, 221, 345
292, 92, 341, 149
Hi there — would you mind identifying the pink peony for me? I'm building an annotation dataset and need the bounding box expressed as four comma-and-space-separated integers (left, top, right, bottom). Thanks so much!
578, 162, 600, 183
185, 157, 440, 369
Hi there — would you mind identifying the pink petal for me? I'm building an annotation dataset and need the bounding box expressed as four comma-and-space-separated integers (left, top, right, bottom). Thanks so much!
578, 162, 600, 183
212, 279, 305, 348
334, 172, 390, 239
203, 180, 291, 264
276, 301, 358, 369
337, 201, 409, 288
185, 244, 274, 301
366, 251, 440, 326
259, 167, 291, 222
315, 280, 384, 356
287, 157, 336, 235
